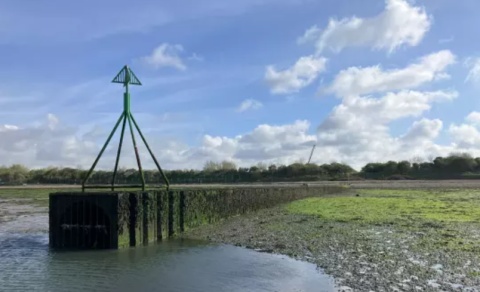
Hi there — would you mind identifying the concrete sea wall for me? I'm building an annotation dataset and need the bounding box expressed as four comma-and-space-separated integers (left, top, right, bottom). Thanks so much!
49, 186, 351, 249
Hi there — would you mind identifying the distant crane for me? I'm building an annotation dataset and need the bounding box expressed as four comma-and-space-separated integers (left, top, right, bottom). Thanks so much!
307, 144, 316, 164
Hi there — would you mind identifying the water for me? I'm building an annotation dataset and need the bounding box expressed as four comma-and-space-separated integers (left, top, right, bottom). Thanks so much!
0, 231, 336, 292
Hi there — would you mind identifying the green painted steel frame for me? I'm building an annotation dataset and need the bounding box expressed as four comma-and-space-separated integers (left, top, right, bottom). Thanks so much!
81, 65, 170, 192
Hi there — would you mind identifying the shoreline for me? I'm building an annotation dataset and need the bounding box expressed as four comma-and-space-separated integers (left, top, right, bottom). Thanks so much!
183, 193, 480, 292
6, 179, 480, 190
3, 186, 480, 291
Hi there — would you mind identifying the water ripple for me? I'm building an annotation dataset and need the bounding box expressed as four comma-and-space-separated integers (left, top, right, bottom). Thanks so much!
0, 234, 336, 292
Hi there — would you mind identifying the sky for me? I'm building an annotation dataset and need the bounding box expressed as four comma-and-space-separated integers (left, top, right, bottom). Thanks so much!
1, 0, 480, 171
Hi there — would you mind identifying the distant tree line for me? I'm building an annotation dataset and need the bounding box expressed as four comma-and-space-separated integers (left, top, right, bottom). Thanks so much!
1, 153, 480, 185
0, 161, 356, 185
361, 153, 480, 179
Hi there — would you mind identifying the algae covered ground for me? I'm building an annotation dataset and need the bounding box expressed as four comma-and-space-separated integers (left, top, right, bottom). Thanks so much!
185, 188, 480, 292
3, 184, 480, 290
288, 189, 480, 224
0, 188, 72, 208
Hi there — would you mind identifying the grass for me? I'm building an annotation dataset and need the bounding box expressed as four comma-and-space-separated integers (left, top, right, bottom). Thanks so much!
286, 188, 480, 253
287, 189, 480, 224
0, 188, 76, 207
0, 188, 84, 198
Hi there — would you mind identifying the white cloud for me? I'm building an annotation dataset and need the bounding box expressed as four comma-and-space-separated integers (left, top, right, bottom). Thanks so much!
401, 118, 443, 143
302, 0, 431, 54
465, 57, 480, 84
196, 120, 316, 165
269, 0, 432, 97
323, 50, 456, 97
449, 124, 480, 149
188, 53, 204, 62
316, 90, 457, 169
0, 115, 318, 170
309, 48, 461, 168
443, 111, 480, 153
0, 113, 189, 170
0, 125, 19, 131
0, 114, 98, 168
433, 72, 451, 82
448, 112, 480, 149
4, 110, 480, 172
143, 120, 317, 168
47, 113, 59, 130
236, 99, 263, 113
265, 55, 327, 94
141, 43, 187, 70
466, 112, 480, 126
319, 90, 456, 135
297, 25, 321, 45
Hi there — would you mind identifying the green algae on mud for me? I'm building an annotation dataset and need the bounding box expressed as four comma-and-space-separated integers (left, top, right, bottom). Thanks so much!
286, 189, 480, 254
185, 188, 480, 291
0, 188, 73, 207
287, 189, 480, 223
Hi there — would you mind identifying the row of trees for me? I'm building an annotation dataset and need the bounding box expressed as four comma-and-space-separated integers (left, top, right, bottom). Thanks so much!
361, 153, 480, 178
1, 153, 480, 185
0, 161, 356, 185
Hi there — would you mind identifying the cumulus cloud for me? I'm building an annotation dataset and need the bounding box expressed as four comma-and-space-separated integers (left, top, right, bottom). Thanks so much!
160, 120, 317, 168
297, 25, 321, 45
0, 114, 318, 170
47, 113, 59, 130
0, 113, 194, 170
172, 112, 480, 170
401, 118, 443, 143
466, 112, 480, 126
447, 112, 480, 149
449, 124, 480, 149
0, 125, 19, 131
265, 55, 327, 94
320, 90, 456, 132
299, 0, 431, 54
141, 43, 187, 70
236, 99, 263, 113
316, 89, 457, 169
271, 0, 432, 97
0, 114, 98, 168
230, 121, 316, 163
323, 50, 456, 97
188, 121, 314, 163
465, 57, 480, 84
3, 110, 480, 172
188, 53, 204, 62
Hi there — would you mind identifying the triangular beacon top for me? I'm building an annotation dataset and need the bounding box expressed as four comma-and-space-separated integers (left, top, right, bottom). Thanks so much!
112, 65, 142, 86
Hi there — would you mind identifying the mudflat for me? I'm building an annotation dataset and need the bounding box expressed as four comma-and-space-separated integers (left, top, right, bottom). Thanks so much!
185, 188, 480, 291
2, 183, 480, 291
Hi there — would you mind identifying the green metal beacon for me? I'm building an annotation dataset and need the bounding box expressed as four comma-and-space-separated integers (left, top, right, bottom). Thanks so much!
81, 66, 170, 192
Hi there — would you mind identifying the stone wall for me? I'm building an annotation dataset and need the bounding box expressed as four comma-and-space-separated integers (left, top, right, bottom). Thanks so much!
49, 186, 351, 249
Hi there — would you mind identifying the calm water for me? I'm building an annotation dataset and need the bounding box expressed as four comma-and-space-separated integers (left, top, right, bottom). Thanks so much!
0, 231, 336, 292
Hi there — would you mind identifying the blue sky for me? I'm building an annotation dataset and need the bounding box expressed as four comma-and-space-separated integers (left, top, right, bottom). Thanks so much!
1, 0, 480, 170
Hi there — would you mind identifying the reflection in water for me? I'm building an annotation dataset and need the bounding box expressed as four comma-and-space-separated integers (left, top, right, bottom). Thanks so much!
0, 233, 336, 292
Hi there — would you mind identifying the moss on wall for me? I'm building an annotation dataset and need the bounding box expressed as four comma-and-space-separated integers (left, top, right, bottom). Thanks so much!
50, 186, 350, 250
117, 192, 130, 248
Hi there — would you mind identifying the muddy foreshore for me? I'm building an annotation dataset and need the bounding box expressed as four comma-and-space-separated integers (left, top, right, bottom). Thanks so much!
183, 204, 480, 292
0, 199, 48, 233
3, 184, 480, 292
